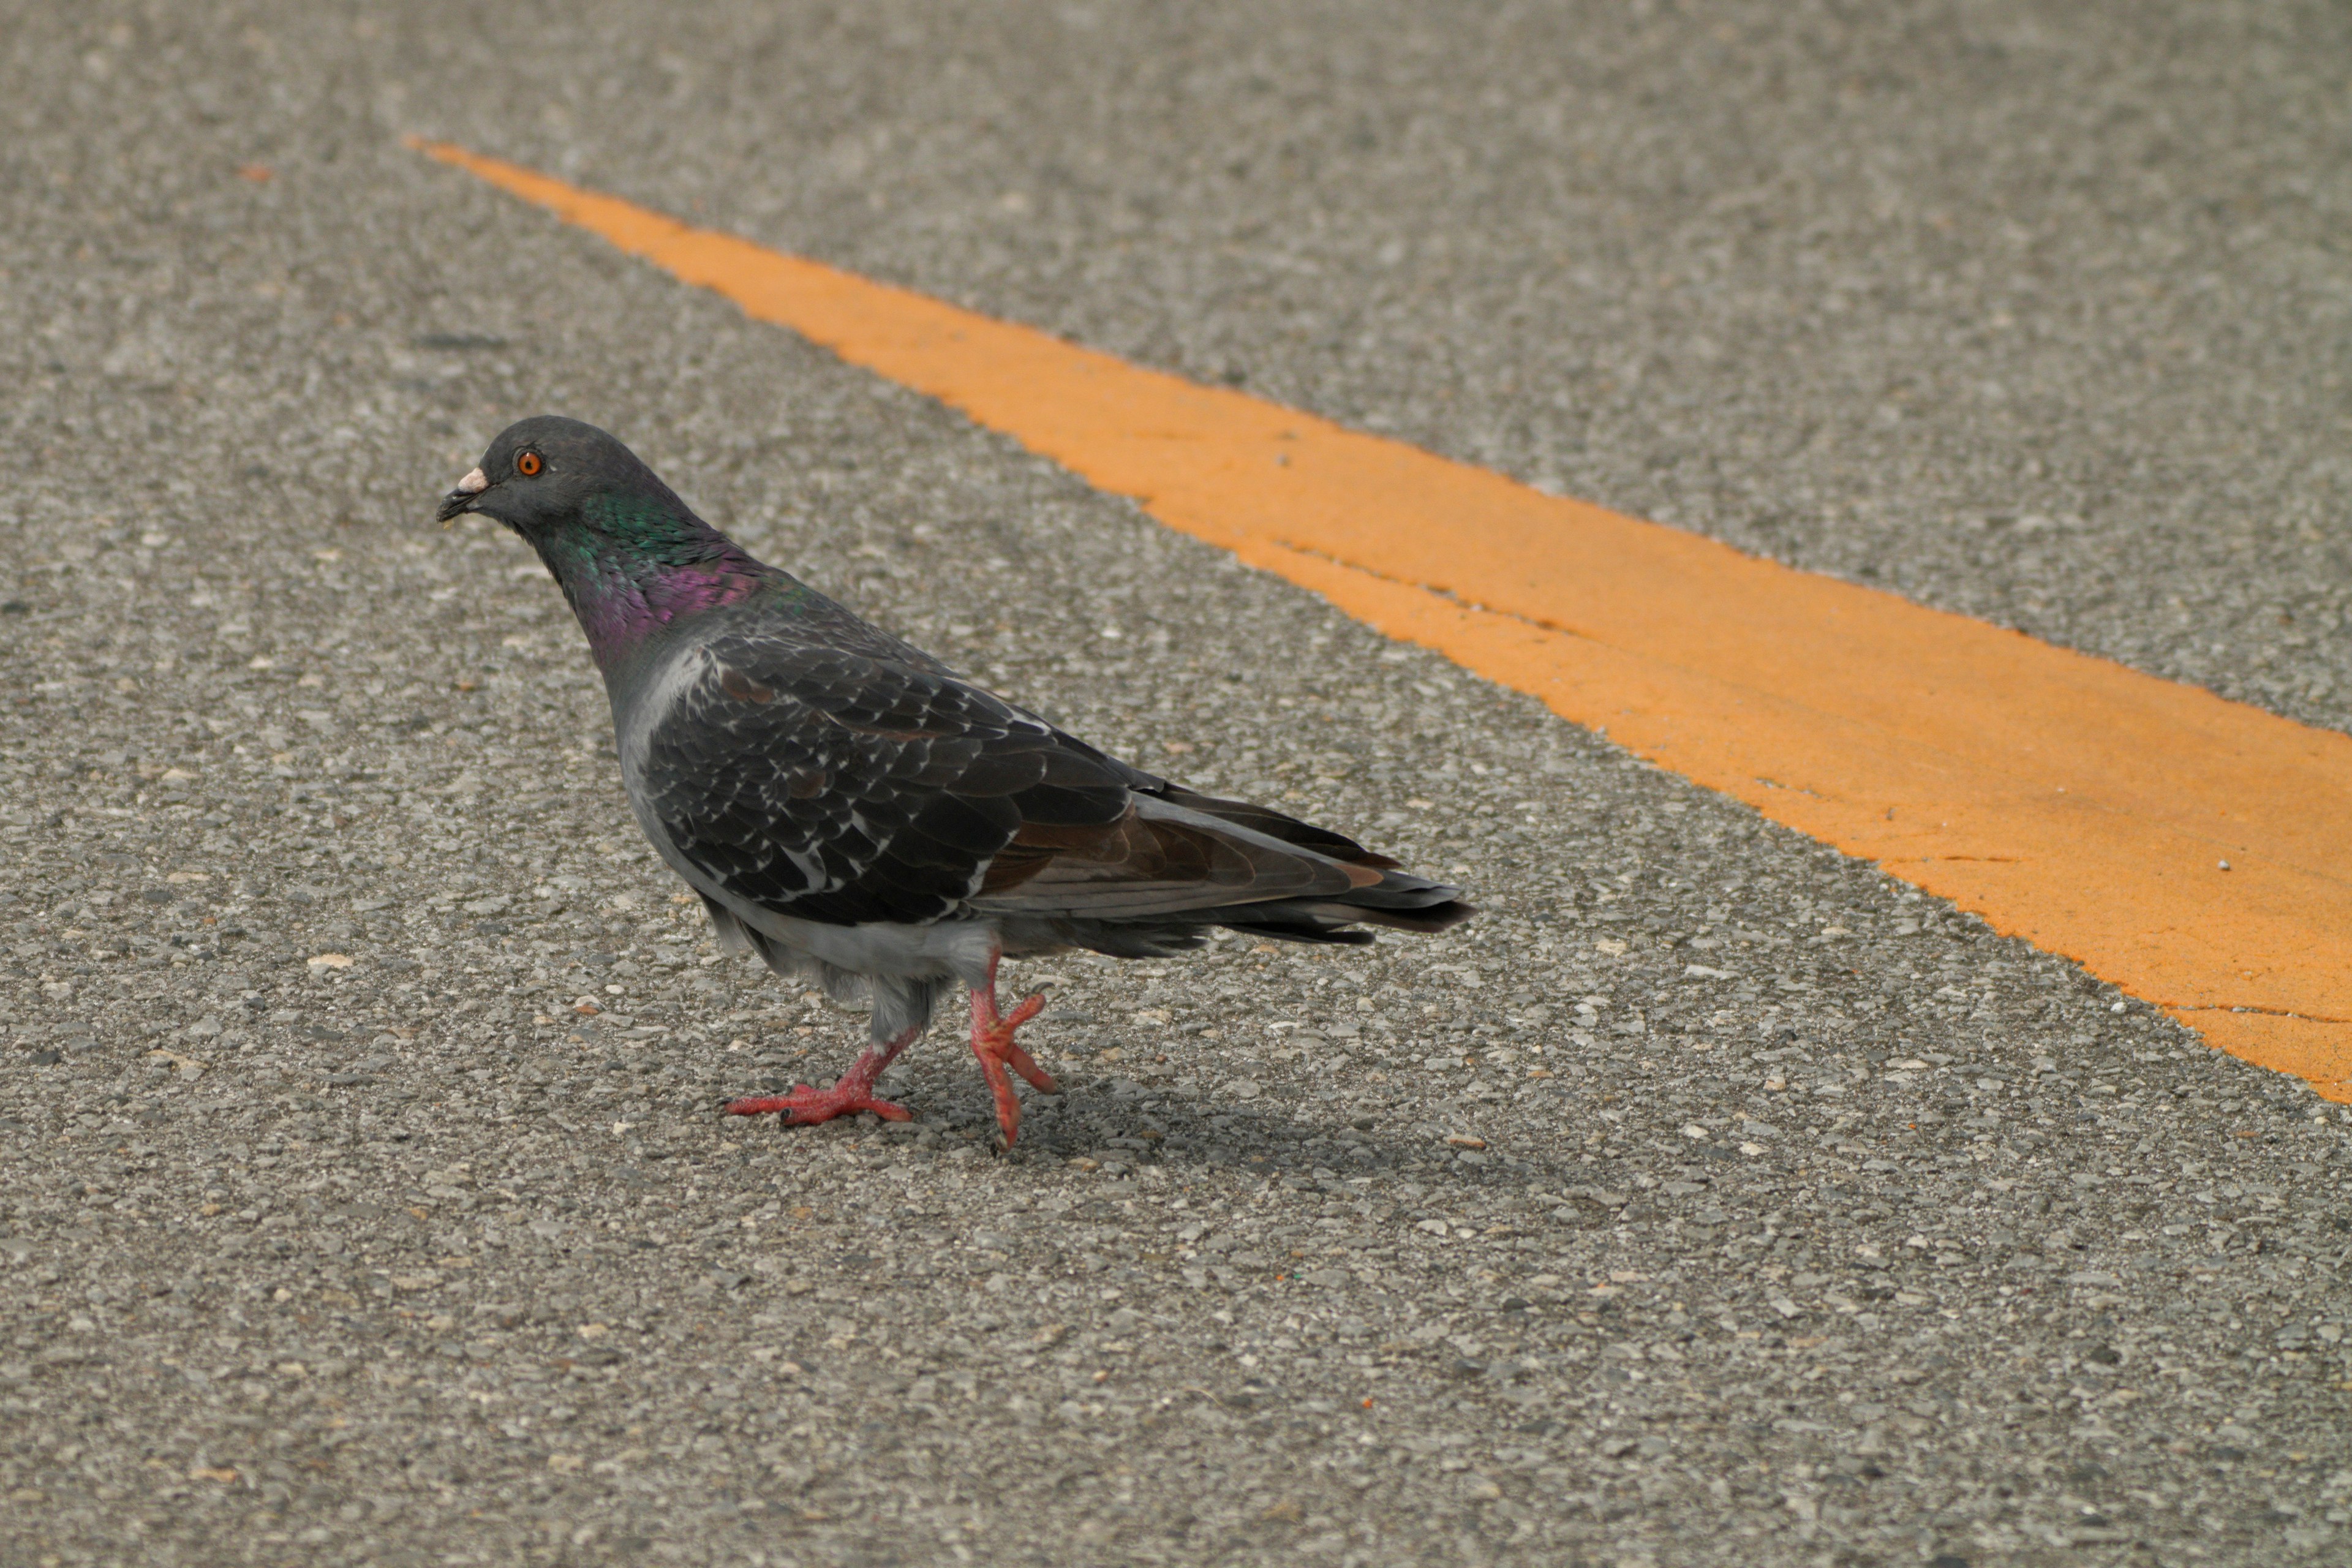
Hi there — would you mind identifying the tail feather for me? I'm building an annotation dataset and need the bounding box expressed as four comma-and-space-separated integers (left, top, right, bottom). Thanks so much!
1147, 783, 1474, 930
1196, 886, 1477, 940
1153, 784, 1401, 869
967, 775, 1476, 951
1337, 896, 1477, 934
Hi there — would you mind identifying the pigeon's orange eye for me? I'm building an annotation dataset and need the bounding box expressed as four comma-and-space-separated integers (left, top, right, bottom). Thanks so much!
516, 450, 543, 478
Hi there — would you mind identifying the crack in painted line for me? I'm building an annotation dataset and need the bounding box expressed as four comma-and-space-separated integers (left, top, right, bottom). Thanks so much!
2165, 1005, 2352, 1025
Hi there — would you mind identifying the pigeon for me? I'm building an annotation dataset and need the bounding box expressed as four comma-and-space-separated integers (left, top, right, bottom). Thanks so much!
437, 416, 1474, 1143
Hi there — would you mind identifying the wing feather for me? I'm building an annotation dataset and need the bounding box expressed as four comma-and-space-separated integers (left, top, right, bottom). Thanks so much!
635, 627, 1449, 936
638, 635, 1129, 927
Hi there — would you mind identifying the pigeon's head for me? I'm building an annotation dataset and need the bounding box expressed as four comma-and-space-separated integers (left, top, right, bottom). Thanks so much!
434, 415, 682, 545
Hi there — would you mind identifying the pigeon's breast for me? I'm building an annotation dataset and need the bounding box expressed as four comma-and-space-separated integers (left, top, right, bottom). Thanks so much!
609, 638, 710, 788
607, 638, 720, 892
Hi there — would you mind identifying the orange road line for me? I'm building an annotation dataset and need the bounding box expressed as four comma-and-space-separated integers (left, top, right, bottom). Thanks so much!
413, 137, 2352, 1104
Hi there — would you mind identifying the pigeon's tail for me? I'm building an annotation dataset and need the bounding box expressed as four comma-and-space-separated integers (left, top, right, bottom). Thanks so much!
1297, 874, 1479, 936
984, 784, 1475, 956
1174, 870, 1476, 947
1157, 783, 1474, 936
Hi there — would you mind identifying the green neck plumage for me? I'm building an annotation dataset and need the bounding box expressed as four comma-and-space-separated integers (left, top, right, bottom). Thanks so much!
536, 493, 773, 662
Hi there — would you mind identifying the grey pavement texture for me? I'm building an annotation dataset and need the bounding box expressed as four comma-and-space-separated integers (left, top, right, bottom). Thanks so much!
2, 4, 2350, 1568
412, 0, 2352, 732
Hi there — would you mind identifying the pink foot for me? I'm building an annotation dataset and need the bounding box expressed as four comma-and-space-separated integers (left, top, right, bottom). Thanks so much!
722, 1030, 919, 1126
969, 984, 1057, 1145
722, 1084, 911, 1125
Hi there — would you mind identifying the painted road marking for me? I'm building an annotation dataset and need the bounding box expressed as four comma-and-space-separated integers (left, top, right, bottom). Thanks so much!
414, 137, 2352, 1103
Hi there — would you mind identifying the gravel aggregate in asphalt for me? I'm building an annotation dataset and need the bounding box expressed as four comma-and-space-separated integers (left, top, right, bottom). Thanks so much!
2, 6, 2350, 1567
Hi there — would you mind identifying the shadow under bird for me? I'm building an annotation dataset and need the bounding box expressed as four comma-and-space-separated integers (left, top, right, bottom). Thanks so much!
436, 416, 1474, 1144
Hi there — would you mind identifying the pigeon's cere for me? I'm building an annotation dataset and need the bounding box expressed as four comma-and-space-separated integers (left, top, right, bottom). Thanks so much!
437, 415, 1475, 1144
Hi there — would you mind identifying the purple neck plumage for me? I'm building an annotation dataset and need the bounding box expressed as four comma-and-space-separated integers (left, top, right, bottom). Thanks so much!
570, 554, 771, 660
536, 496, 777, 667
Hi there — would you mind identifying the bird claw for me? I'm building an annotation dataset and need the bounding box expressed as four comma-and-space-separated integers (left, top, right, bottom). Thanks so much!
723, 1032, 921, 1126
968, 987, 1057, 1145
993, 993, 1057, 1091
722, 1085, 911, 1125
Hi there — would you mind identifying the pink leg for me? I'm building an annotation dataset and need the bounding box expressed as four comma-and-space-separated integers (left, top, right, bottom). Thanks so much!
723, 1026, 918, 1125
968, 953, 1057, 1145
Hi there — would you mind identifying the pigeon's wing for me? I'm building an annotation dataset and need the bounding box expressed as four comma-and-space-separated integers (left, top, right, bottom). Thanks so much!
636, 635, 1373, 930
638, 636, 1126, 927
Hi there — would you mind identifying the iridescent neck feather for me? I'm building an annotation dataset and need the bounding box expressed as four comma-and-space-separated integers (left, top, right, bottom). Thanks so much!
537, 492, 772, 661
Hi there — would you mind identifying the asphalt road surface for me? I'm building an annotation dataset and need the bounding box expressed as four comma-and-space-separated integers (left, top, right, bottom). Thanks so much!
4, 4, 2350, 1567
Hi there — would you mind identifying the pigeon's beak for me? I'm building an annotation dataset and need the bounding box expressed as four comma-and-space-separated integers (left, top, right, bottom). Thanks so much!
435, 467, 490, 526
